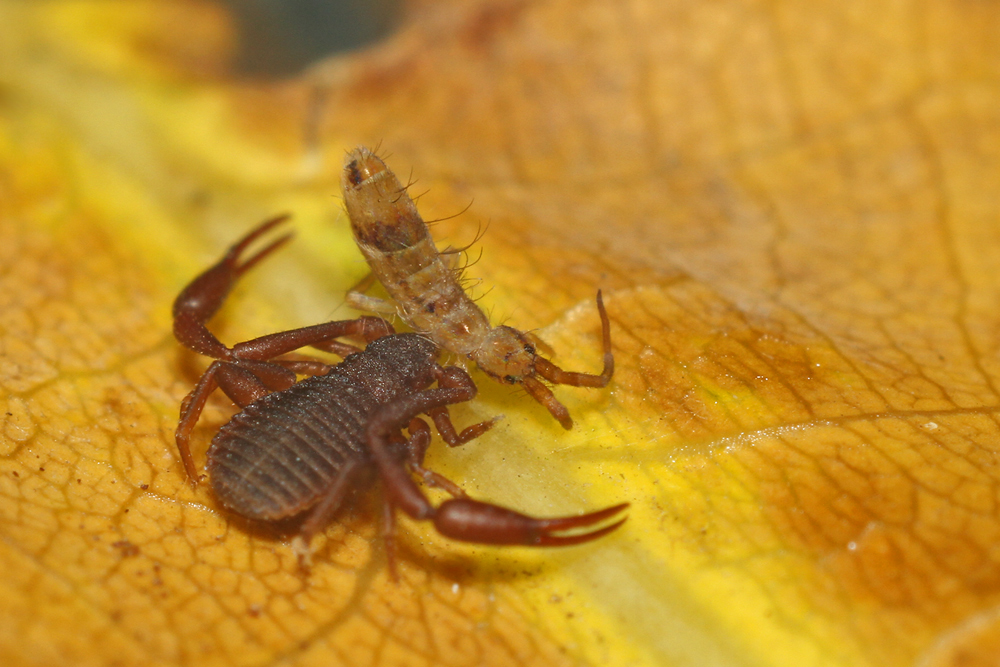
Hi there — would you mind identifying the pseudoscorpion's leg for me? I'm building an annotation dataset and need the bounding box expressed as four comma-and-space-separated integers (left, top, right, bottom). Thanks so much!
404, 418, 468, 498
292, 458, 362, 568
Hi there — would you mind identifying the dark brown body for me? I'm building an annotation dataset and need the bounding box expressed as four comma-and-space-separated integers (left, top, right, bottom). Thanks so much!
172, 216, 627, 566
207, 334, 437, 521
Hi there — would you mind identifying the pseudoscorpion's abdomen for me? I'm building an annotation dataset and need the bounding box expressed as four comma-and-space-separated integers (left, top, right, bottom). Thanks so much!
206, 374, 372, 521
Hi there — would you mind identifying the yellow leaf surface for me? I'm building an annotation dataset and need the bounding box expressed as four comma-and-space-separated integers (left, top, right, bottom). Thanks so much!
2, 1, 1000, 666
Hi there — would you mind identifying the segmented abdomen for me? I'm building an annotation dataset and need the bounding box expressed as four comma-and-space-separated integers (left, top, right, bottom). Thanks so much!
206, 373, 373, 521
342, 146, 491, 357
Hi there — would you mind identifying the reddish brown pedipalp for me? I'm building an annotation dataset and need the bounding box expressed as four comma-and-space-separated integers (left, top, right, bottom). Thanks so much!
172, 217, 627, 566
172, 214, 394, 483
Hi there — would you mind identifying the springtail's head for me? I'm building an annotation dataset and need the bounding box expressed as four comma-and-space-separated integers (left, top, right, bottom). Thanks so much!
472, 326, 539, 386
470, 291, 614, 430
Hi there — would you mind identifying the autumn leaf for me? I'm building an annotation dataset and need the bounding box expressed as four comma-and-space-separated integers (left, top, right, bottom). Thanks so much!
3, 0, 1000, 666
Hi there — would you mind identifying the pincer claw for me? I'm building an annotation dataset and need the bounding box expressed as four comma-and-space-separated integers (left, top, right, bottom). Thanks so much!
433, 498, 629, 546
